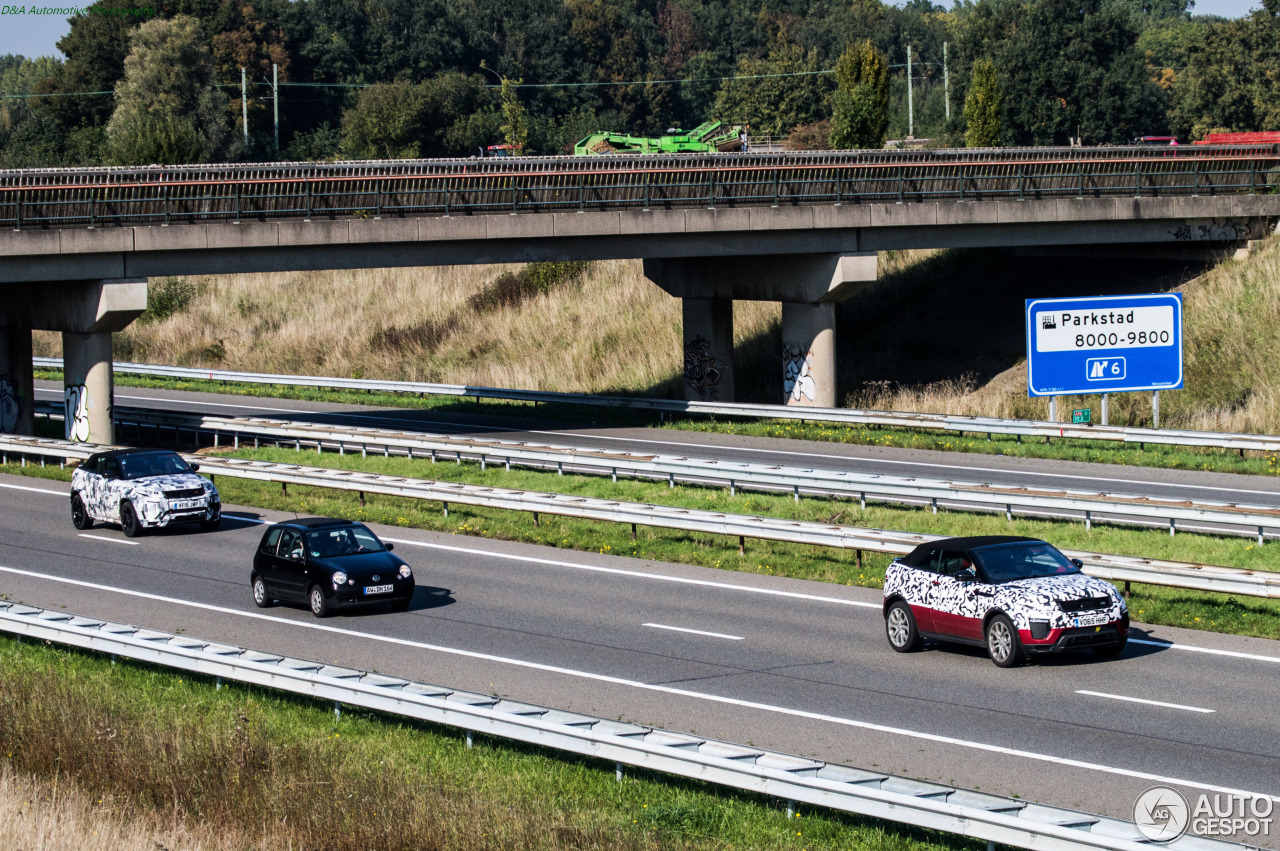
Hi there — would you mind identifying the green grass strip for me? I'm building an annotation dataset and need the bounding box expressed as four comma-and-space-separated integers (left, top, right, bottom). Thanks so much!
0, 635, 978, 851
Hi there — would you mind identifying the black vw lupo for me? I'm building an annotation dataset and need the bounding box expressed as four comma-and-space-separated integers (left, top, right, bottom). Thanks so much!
251, 517, 414, 617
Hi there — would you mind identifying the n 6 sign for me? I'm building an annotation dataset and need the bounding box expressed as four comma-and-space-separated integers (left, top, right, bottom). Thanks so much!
1026, 294, 1182, 397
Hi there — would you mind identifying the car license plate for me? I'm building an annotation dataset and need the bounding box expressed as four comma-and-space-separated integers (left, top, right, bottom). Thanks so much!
363, 584, 394, 595
1073, 614, 1109, 628
173, 499, 201, 510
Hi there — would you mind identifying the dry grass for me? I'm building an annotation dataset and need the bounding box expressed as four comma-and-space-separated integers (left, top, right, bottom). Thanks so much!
34, 261, 780, 399
847, 237, 1280, 432
0, 763, 250, 851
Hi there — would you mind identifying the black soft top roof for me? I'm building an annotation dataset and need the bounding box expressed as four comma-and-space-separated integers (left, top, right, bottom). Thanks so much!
87, 448, 177, 461
897, 536, 1046, 566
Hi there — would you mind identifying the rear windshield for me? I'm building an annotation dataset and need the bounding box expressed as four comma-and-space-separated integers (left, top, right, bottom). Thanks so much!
117, 452, 193, 480
974, 543, 1079, 583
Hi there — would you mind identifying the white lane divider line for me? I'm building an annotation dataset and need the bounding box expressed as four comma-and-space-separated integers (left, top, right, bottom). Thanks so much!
76, 534, 140, 546
1075, 689, 1214, 714
643, 623, 744, 640
381, 537, 882, 609
0, 482, 66, 496
1128, 638, 1280, 665
0, 562, 1272, 803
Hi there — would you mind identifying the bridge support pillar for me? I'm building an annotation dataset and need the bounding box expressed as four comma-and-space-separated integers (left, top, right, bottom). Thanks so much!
781, 302, 836, 407
645, 253, 875, 406
0, 327, 34, 436
0, 278, 146, 443
62, 332, 115, 444
681, 298, 735, 402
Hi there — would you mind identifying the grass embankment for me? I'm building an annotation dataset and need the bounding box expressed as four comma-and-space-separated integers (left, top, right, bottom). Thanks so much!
0, 636, 972, 851
7, 448, 1279, 642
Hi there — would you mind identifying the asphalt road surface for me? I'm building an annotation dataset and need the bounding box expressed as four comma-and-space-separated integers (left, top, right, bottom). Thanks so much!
2, 470, 1278, 845
35, 381, 1280, 541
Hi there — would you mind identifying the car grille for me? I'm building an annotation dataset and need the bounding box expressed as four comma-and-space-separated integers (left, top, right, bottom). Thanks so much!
1058, 596, 1111, 613
163, 488, 205, 500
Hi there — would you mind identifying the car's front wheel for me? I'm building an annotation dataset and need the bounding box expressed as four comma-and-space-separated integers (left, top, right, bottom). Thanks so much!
120, 501, 144, 538
885, 600, 922, 652
985, 613, 1025, 668
308, 585, 330, 618
251, 575, 273, 609
71, 494, 92, 530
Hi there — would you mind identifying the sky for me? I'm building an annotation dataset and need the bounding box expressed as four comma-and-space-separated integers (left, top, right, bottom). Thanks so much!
0, 0, 1266, 62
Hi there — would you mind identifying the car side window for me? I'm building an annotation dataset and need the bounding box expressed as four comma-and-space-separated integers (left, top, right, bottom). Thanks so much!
80, 457, 99, 475
939, 551, 975, 579
915, 548, 942, 573
260, 528, 282, 554
101, 459, 121, 479
277, 530, 304, 561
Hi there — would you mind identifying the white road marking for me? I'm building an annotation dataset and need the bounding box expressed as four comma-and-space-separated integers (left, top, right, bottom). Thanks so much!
77, 534, 140, 546
1129, 637, 1280, 665
43, 386, 1280, 499
1075, 689, 1214, 713
380, 537, 881, 608
1, 481, 1277, 665
643, 623, 744, 640
0, 562, 1273, 803
0, 482, 65, 496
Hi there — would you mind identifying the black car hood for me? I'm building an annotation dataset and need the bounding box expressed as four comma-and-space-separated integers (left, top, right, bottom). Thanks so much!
311, 551, 405, 577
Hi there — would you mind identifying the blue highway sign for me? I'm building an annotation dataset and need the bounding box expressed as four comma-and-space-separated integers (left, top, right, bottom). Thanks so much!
1026, 293, 1182, 397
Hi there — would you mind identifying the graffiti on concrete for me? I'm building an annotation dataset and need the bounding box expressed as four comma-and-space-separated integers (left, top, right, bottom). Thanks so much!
1167, 219, 1264, 242
782, 346, 816, 403
0, 374, 21, 433
683, 335, 728, 400
65, 383, 91, 442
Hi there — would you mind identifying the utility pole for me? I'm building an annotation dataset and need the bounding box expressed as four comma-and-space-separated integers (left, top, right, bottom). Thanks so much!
943, 42, 950, 121
240, 67, 248, 146
272, 63, 279, 156
906, 45, 914, 139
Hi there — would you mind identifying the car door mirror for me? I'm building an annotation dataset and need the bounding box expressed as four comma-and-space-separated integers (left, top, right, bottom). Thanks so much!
189, 462, 200, 472
385, 543, 394, 552
1070, 558, 1084, 569
955, 567, 978, 583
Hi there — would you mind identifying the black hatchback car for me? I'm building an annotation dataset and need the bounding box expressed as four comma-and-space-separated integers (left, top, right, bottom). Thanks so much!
251, 517, 414, 617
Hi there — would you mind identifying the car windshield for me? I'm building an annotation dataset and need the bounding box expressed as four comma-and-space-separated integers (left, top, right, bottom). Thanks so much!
117, 452, 192, 480
973, 543, 1080, 583
305, 524, 386, 558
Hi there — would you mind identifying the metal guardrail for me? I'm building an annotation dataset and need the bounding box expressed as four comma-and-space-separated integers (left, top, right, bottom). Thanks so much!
4, 434, 1277, 599
57, 402, 1280, 545
33, 358, 1280, 455
2, 145, 1277, 230
0, 601, 1242, 851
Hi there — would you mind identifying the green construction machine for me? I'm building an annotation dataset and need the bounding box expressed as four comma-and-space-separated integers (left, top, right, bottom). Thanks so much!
573, 121, 747, 156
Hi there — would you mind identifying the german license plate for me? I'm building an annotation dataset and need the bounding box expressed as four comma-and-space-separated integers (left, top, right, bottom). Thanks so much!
173, 499, 201, 510
1073, 614, 1109, 628
363, 584, 394, 595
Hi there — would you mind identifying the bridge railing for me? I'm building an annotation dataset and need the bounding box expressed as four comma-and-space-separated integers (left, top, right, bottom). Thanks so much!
2, 146, 1277, 230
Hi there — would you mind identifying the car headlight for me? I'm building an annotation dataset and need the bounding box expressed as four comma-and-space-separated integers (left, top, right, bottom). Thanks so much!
332, 571, 348, 588
398, 565, 412, 579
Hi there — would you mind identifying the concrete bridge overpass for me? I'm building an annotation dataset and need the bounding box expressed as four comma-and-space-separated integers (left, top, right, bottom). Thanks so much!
1, 145, 1278, 442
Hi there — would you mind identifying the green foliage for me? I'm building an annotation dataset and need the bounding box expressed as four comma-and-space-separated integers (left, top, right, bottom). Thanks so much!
104, 15, 229, 165
713, 26, 833, 137
499, 76, 530, 154
341, 75, 492, 160
830, 40, 889, 150
467, 261, 589, 313
141, 277, 206, 324
284, 121, 342, 161
955, 0, 1165, 145
963, 58, 1003, 147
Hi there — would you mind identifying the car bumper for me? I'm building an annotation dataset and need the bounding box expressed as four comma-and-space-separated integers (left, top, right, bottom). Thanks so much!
327, 582, 414, 609
143, 501, 220, 528
1018, 616, 1128, 654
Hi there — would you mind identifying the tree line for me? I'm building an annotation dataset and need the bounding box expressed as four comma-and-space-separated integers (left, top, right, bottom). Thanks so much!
0, 0, 1277, 168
